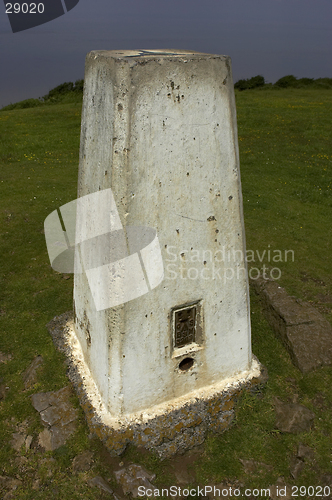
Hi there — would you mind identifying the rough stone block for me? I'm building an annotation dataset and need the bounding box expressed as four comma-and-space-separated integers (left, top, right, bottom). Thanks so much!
251, 277, 332, 373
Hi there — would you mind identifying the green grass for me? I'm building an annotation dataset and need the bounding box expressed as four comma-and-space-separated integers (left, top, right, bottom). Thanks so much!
0, 88, 332, 497
237, 89, 332, 319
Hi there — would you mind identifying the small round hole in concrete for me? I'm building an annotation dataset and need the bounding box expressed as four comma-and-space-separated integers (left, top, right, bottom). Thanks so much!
179, 357, 194, 371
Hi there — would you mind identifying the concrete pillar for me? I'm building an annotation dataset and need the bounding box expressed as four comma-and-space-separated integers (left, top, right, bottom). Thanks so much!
68, 50, 264, 457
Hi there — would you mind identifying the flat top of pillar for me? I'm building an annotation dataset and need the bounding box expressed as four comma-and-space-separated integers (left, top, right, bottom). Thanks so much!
88, 49, 227, 61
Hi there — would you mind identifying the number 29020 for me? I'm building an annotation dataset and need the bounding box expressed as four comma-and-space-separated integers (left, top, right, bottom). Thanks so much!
5, 3, 45, 14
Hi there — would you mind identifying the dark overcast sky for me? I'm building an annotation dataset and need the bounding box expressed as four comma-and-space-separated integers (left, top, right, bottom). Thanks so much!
0, 0, 331, 108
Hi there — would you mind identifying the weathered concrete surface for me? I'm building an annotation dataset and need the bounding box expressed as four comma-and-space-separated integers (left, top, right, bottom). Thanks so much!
251, 277, 332, 373
289, 442, 315, 480
274, 397, 315, 433
74, 49, 252, 417
31, 386, 78, 451
10, 420, 33, 453
47, 312, 267, 459
297, 442, 315, 462
289, 457, 304, 479
114, 464, 156, 498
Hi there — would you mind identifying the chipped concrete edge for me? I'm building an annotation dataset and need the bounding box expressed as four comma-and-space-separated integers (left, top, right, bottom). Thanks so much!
47, 312, 268, 459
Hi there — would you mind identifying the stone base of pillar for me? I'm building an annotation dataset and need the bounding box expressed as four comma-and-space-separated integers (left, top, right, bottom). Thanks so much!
47, 312, 267, 459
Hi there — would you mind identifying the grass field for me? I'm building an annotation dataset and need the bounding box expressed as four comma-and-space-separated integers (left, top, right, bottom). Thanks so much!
0, 88, 331, 498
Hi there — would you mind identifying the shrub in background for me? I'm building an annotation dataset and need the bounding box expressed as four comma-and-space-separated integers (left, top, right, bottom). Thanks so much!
73, 79, 84, 93
234, 78, 250, 91
2, 74, 331, 111
314, 78, 332, 89
1, 98, 43, 111
1, 79, 85, 111
43, 80, 84, 102
297, 77, 315, 87
274, 75, 298, 88
235, 75, 265, 91
274, 75, 332, 89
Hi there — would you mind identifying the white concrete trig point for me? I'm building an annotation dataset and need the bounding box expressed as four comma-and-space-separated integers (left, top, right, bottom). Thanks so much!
62, 49, 265, 458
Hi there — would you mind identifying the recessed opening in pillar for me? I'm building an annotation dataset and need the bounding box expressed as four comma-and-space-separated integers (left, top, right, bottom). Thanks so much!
172, 300, 203, 357
175, 305, 196, 348
179, 357, 194, 371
